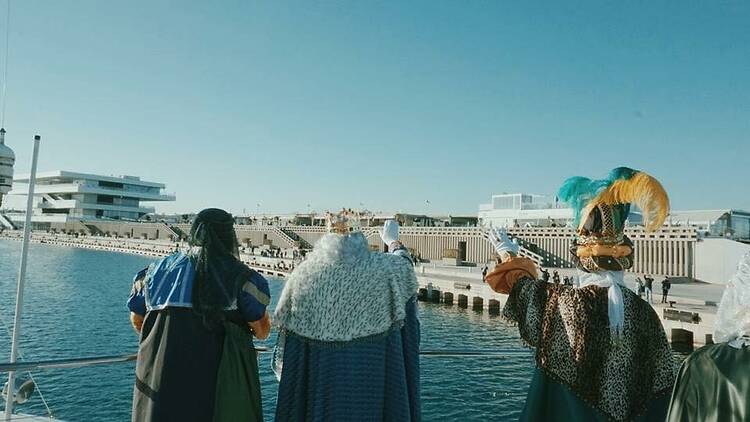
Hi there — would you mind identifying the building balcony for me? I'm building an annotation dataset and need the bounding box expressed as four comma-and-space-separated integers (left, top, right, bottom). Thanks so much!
36, 200, 155, 214
11, 183, 176, 202
37, 199, 78, 209
8, 213, 70, 224
14, 170, 166, 189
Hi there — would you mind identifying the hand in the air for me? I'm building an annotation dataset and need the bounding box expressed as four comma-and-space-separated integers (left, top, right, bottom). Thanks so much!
486, 226, 519, 256
381, 220, 400, 246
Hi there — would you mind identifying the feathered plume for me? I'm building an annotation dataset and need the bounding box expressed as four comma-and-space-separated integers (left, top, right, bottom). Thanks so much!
595, 168, 669, 232
558, 167, 670, 232
558, 176, 610, 226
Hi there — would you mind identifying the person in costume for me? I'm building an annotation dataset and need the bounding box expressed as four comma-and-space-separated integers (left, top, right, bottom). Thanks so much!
127, 208, 271, 422
644, 275, 655, 304
636, 276, 645, 299
667, 252, 750, 422
540, 268, 550, 283
273, 212, 420, 421
484, 167, 675, 422
661, 278, 671, 304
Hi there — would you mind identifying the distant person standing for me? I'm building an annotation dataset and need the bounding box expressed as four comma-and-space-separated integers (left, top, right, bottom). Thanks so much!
662, 278, 671, 304
482, 265, 489, 281
635, 277, 645, 298
541, 268, 550, 283
644, 275, 654, 304
552, 270, 560, 285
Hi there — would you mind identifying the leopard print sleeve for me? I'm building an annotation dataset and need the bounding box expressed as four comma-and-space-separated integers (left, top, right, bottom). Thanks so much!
502, 276, 548, 347
643, 299, 677, 395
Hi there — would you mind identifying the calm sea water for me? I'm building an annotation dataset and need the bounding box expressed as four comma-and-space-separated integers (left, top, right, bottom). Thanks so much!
0, 239, 535, 421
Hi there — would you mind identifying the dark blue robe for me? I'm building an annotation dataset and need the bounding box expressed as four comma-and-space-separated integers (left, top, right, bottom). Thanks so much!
275, 298, 421, 422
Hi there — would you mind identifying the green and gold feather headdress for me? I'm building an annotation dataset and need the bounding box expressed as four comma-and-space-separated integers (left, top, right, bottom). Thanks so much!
558, 167, 670, 272
558, 167, 669, 233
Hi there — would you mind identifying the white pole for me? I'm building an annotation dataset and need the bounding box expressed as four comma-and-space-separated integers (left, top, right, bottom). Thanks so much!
4, 135, 40, 421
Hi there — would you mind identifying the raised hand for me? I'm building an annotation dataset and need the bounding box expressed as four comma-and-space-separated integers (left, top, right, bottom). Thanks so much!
486, 226, 519, 256
381, 219, 400, 246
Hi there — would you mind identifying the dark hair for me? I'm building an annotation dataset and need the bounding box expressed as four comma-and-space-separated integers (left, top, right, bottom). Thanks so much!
189, 208, 241, 328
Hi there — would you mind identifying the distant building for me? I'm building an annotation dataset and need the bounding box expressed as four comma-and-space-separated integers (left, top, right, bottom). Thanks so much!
669, 209, 750, 242
291, 212, 440, 227
236, 211, 477, 228
372, 213, 433, 227
9, 170, 175, 224
363, 213, 476, 227
477, 193, 645, 228
432, 215, 479, 227
478, 193, 574, 228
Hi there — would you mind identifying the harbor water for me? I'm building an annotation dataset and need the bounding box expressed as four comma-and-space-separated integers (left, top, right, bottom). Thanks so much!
0, 239, 534, 421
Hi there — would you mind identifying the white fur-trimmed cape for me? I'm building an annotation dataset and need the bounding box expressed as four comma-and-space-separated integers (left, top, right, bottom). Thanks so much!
274, 232, 418, 342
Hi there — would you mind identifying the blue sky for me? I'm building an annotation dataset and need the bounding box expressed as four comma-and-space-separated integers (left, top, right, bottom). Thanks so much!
1, 1, 748, 215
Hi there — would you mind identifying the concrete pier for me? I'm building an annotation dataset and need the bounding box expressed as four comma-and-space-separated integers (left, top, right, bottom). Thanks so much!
416, 264, 722, 347
488, 299, 501, 315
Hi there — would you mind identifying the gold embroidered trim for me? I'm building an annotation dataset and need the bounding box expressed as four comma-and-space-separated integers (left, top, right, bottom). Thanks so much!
576, 244, 633, 258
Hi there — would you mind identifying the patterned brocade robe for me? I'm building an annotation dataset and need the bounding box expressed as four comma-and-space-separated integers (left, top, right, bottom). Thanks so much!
501, 272, 676, 421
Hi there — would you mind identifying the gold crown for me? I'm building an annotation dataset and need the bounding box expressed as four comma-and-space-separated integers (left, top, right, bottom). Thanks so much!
326, 209, 363, 234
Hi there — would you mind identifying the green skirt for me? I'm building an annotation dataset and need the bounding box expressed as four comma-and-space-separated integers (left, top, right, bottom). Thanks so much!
520, 368, 669, 422
667, 343, 750, 422
132, 309, 263, 422
213, 320, 263, 422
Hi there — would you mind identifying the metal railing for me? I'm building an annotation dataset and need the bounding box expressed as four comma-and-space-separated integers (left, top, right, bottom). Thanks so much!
0, 348, 532, 374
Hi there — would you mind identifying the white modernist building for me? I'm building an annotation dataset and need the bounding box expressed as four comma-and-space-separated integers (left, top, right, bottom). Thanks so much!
478, 193, 574, 228
477, 193, 646, 228
9, 170, 175, 223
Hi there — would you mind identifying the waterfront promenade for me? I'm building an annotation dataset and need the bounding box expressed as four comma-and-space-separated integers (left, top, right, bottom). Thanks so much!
416, 263, 722, 347
6, 221, 705, 279
0, 230, 723, 348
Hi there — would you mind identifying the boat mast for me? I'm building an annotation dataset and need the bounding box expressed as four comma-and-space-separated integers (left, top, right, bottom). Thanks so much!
0, 0, 11, 208
4, 135, 40, 421
0, 0, 8, 129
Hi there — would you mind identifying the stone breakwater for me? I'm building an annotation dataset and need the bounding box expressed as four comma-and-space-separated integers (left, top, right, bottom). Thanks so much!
0, 231, 293, 278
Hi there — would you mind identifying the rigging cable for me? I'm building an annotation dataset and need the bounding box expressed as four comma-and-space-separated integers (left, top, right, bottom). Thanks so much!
0, 311, 54, 418
0, 0, 10, 127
